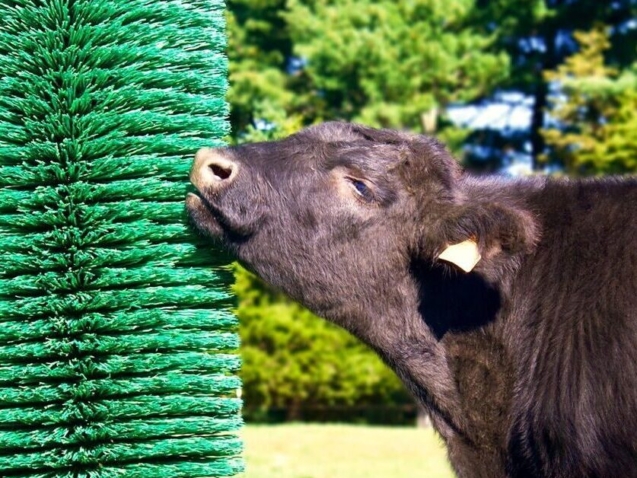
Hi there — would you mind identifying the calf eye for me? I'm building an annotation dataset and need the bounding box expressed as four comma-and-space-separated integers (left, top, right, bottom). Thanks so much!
347, 177, 374, 202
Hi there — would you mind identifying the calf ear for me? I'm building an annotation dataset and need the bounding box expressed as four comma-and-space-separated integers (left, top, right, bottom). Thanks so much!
420, 202, 539, 272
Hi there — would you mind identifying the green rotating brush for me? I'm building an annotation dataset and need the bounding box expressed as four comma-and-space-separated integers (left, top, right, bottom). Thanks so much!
0, 0, 243, 476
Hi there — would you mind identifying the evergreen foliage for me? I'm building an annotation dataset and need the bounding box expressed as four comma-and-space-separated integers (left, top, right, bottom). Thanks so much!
285, 0, 508, 129
236, 266, 410, 421
0, 0, 242, 475
227, 0, 507, 137
474, 0, 637, 167
543, 27, 637, 174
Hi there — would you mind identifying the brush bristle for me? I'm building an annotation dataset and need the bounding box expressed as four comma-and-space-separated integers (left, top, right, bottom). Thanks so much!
0, 1, 243, 476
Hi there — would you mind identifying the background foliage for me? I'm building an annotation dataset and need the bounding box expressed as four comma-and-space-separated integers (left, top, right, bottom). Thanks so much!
236, 267, 410, 421
226, 0, 637, 421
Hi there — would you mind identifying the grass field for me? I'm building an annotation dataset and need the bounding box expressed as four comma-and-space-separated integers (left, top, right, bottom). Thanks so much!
239, 423, 455, 478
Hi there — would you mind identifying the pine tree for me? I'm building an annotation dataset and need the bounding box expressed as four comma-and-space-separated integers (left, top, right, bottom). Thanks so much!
542, 27, 637, 174
285, 0, 508, 130
227, 0, 509, 137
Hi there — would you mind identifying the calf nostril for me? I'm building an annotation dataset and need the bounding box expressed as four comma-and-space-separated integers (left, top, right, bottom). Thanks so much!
209, 162, 233, 181
192, 149, 238, 187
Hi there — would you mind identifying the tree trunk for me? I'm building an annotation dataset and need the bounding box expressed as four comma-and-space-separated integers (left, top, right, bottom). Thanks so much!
286, 400, 302, 421
420, 107, 439, 134
416, 405, 431, 428
530, 79, 548, 171
531, 20, 559, 171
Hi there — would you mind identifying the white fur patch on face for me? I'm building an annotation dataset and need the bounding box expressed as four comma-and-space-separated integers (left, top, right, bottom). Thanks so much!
438, 239, 481, 272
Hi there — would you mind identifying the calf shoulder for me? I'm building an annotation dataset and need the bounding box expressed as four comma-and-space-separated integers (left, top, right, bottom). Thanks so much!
503, 177, 637, 477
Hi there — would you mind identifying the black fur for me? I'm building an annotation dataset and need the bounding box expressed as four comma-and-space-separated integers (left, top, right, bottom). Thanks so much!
187, 122, 637, 477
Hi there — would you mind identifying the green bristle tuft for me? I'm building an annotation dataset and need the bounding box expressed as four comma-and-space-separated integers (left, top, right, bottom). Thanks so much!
0, 1, 243, 476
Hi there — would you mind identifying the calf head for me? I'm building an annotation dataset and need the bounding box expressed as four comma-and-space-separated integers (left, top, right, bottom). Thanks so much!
186, 122, 536, 337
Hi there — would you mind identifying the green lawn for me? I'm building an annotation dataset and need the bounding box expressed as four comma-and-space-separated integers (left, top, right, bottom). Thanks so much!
239, 423, 455, 478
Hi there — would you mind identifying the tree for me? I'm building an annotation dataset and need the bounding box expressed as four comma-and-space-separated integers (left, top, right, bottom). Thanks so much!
227, 0, 510, 140
473, 0, 637, 169
235, 265, 410, 421
226, 0, 303, 140
542, 27, 637, 174
285, 0, 508, 130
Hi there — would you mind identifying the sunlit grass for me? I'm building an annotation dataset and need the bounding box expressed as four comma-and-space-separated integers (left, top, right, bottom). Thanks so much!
239, 423, 455, 478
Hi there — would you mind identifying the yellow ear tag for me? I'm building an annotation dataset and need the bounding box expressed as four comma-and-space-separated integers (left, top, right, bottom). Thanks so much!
438, 239, 481, 273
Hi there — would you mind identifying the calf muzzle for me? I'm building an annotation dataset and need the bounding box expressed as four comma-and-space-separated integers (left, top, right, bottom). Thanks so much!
190, 148, 238, 191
